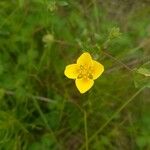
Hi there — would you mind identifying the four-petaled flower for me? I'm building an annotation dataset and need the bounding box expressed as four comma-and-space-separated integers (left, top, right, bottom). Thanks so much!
64, 52, 104, 93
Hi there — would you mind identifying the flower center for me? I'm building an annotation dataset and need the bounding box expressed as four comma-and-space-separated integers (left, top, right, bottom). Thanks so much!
77, 65, 93, 79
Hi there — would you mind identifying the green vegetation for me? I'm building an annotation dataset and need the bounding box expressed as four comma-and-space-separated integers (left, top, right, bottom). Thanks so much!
0, 0, 150, 149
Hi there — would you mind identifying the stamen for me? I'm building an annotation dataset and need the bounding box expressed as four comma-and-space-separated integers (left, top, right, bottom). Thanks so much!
80, 65, 84, 70
78, 65, 93, 79
77, 74, 83, 79
88, 74, 93, 79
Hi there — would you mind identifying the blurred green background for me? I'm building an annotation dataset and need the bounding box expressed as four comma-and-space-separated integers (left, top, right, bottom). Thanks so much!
0, 0, 150, 149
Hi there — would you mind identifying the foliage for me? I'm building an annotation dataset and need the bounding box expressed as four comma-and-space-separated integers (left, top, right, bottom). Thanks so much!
0, 0, 150, 149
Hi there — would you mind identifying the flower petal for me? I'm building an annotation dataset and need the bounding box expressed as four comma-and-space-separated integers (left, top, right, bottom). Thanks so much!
92, 60, 104, 80
64, 64, 79, 79
75, 78, 94, 94
77, 52, 93, 66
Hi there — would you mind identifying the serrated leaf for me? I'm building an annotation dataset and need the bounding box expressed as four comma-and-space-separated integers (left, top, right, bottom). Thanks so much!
137, 67, 150, 77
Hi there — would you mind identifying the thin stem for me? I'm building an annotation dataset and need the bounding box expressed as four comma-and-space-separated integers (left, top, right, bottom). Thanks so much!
44, 0, 49, 26
80, 87, 145, 149
5, 90, 56, 103
0, 7, 19, 29
84, 110, 89, 150
32, 98, 61, 149
101, 50, 133, 72
32, 98, 49, 128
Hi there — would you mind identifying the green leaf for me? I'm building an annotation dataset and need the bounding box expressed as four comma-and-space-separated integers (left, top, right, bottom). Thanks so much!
137, 67, 150, 77
48, 1, 57, 12
134, 61, 150, 88
58, 1, 69, 6
109, 27, 122, 39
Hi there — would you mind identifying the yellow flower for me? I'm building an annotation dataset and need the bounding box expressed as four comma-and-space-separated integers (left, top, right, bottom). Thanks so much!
64, 52, 104, 94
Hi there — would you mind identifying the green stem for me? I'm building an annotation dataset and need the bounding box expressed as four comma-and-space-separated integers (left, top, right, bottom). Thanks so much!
84, 110, 88, 150
80, 87, 145, 149
32, 98, 61, 149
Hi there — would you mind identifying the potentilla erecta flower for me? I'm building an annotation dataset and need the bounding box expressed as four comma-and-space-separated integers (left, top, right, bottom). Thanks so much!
64, 52, 104, 93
